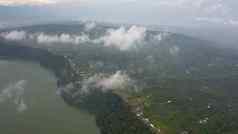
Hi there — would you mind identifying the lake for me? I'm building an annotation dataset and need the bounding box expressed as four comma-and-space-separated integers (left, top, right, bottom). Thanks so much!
0, 60, 100, 134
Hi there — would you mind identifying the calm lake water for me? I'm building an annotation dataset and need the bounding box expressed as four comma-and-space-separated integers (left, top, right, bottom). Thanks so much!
0, 60, 100, 134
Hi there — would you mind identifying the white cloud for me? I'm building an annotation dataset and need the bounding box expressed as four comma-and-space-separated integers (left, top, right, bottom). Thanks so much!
84, 21, 96, 31
0, 30, 91, 44
203, 3, 231, 16
17, 99, 28, 112
1, 30, 27, 41
80, 71, 131, 94
228, 19, 238, 25
0, 80, 28, 113
0, 28, 146, 50
169, 46, 180, 56
0, 0, 56, 6
100, 25, 146, 51
96, 71, 130, 90
154, 34, 163, 41
36, 33, 90, 44
154, 32, 170, 41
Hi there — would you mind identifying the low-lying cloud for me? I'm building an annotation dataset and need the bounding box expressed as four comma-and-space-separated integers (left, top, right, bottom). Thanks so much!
169, 45, 180, 56
100, 26, 146, 51
1, 30, 27, 41
0, 30, 90, 45
36, 33, 90, 44
0, 80, 28, 113
0, 25, 150, 50
154, 32, 170, 42
96, 71, 130, 90
80, 71, 131, 94
84, 21, 96, 31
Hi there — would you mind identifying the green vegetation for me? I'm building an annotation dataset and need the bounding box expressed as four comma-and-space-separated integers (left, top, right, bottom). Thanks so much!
131, 77, 238, 134
1, 23, 238, 134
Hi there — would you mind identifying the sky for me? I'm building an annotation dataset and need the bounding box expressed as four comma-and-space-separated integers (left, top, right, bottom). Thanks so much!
0, 0, 238, 27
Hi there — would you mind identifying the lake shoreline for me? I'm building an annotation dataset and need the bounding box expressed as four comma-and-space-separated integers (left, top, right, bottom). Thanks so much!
0, 42, 158, 134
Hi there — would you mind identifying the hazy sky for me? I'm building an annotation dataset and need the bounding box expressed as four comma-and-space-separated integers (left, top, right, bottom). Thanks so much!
0, 0, 237, 27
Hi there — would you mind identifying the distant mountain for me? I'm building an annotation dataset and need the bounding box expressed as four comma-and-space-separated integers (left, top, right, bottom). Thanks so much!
153, 25, 238, 49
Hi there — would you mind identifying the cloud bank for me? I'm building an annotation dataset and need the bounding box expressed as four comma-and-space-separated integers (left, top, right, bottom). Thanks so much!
0, 30, 90, 44
1, 30, 27, 41
0, 30, 91, 45
100, 26, 146, 51
0, 25, 147, 50
36, 33, 90, 44
0, 80, 28, 113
